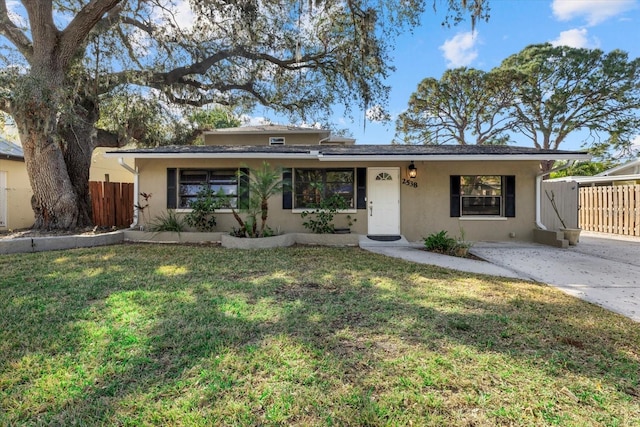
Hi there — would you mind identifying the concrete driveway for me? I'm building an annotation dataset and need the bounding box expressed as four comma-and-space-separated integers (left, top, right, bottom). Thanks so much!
471, 232, 640, 322
361, 232, 640, 322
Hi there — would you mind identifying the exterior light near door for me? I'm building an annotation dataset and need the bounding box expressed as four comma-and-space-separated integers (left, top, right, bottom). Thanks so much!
408, 161, 417, 179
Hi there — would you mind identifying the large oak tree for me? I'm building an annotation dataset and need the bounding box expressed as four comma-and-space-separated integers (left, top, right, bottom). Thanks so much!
0, 0, 489, 230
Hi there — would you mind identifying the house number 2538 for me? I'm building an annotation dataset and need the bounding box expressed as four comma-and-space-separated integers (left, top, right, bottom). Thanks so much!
402, 179, 418, 188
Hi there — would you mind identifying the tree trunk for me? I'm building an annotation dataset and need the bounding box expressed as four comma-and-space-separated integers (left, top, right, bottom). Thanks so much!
12, 69, 83, 230
18, 117, 80, 230
540, 159, 556, 174
59, 95, 101, 228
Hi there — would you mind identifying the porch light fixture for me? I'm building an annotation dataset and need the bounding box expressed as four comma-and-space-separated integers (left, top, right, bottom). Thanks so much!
408, 161, 417, 179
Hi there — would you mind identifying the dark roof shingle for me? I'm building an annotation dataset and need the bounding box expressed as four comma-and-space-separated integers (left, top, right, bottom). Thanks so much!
109, 144, 587, 158
0, 137, 24, 161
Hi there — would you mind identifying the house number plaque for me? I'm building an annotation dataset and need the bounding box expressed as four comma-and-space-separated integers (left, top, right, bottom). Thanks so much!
402, 179, 418, 188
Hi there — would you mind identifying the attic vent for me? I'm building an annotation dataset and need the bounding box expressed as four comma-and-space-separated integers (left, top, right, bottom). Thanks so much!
269, 137, 285, 145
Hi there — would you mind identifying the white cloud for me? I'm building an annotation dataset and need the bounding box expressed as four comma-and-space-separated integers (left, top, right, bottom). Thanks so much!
439, 31, 479, 68
151, 0, 195, 32
552, 0, 637, 26
171, 1, 196, 31
550, 28, 599, 48
239, 116, 272, 126
365, 105, 390, 122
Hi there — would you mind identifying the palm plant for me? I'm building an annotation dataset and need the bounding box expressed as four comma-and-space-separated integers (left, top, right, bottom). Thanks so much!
231, 162, 285, 237
249, 162, 285, 236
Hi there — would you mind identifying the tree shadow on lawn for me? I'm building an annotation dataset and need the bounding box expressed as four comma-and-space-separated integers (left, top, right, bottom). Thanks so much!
0, 244, 638, 425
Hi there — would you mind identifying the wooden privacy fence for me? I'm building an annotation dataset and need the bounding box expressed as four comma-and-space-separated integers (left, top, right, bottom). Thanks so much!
89, 181, 134, 227
579, 185, 640, 236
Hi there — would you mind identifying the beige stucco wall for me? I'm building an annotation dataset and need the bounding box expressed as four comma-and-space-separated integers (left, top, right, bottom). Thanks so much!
0, 159, 34, 230
403, 160, 539, 242
134, 157, 541, 243
90, 147, 135, 183
203, 132, 329, 146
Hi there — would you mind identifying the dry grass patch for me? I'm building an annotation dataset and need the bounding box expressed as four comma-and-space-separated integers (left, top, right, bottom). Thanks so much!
0, 244, 638, 426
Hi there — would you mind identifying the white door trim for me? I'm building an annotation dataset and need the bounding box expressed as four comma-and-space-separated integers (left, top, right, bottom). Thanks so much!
367, 167, 400, 235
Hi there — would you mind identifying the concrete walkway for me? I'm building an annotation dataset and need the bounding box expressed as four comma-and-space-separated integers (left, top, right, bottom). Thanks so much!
359, 235, 524, 279
360, 233, 640, 322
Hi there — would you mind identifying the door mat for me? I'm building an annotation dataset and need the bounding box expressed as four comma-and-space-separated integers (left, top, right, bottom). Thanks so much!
366, 235, 402, 242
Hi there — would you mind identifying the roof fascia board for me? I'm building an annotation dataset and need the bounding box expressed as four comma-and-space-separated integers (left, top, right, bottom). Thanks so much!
1, 155, 24, 161
104, 152, 319, 159
105, 151, 591, 162
204, 129, 327, 136
317, 154, 591, 162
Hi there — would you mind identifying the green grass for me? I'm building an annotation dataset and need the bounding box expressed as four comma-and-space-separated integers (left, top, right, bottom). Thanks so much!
0, 244, 638, 426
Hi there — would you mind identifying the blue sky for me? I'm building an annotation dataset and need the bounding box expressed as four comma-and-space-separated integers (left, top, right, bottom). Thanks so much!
284, 0, 640, 150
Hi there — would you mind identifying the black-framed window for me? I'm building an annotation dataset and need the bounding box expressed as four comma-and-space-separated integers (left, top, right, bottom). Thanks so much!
294, 168, 355, 209
177, 169, 240, 209
451, 175, 515, 217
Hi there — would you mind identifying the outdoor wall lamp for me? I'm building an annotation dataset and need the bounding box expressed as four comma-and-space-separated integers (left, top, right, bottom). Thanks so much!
408, 161, 417, 179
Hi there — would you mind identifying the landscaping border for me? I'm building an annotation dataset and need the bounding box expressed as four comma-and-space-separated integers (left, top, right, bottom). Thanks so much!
0, 230, 360, 255
125, 231, 359, 249
0, 231, 125, 255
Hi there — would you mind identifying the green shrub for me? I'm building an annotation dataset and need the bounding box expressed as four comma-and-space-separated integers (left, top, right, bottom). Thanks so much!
148, 210, 186, 233
423, 230, 457, 254
184, 187, 220, 232
300, 194, 350, 234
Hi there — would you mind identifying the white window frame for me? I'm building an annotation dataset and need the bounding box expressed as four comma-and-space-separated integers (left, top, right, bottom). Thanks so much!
292, 168, 356, 212
460, 175, 504, 217
176, 168, 241, 212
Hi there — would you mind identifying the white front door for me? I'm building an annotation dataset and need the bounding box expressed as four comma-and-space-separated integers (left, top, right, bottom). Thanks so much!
0, 171, 6, 227
367, 167, 400, 235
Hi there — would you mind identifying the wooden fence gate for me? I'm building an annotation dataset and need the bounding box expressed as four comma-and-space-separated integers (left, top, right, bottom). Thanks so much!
540, 181, 579, 230
579, 185, 640, 237
89, 181, 134, 227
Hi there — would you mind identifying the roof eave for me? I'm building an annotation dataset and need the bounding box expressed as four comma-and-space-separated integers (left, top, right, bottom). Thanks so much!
1, 154, 24, 162
317, 153, 592, 162
204, 129, 329, 136
105, 152, 591, 161
104, 152, 320, 159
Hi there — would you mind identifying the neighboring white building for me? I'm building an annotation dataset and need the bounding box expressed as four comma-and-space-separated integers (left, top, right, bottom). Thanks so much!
0, 138, 33, 230
548, 159, 640, 186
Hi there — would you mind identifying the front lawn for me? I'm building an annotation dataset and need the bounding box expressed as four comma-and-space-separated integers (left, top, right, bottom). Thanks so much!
0, 244, 638, 426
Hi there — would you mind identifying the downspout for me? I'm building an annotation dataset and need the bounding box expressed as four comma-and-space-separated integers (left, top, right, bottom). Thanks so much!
535, 160, 576, 230
118, 158, 139, 228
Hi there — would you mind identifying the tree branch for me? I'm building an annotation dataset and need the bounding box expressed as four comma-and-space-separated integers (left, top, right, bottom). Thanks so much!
0, 0, 33, 60
95, 128, 124, 148
58, 0, 123, 68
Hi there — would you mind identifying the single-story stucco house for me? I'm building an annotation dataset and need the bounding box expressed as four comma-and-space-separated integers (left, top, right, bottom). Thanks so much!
105, 125, 590, 242
0, 137, 33, 230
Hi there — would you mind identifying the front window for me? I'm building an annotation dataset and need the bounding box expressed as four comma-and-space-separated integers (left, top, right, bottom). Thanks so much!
178, 169, 239, 208
294, 168, 355, 209
460, 175, 502, 216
